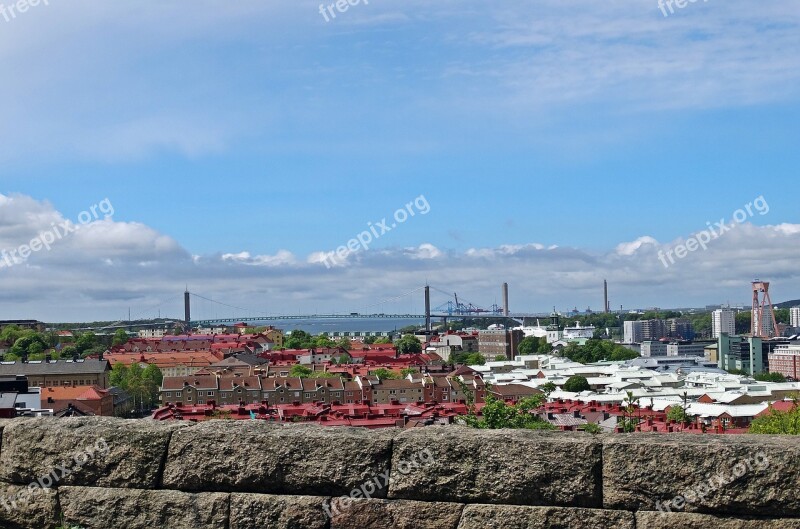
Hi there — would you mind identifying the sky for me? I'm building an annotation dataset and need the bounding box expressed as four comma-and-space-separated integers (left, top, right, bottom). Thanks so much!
1, 0, 799, 322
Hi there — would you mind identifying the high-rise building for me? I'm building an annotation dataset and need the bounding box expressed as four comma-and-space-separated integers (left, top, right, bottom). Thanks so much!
712, 309, 736, 338
718, 334, 763, 375
790, 307, 800, 328
624, 320, 644, 344
667, 318, 695, 340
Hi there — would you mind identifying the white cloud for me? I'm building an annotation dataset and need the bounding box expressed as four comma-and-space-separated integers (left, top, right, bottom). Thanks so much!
3, 194, 800, 321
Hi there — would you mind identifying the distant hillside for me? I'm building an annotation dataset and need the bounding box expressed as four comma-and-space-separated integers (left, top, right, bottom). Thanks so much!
776, 300, 800, 309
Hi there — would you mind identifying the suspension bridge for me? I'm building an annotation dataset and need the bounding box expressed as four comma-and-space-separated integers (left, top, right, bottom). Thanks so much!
75, 284, 552, 332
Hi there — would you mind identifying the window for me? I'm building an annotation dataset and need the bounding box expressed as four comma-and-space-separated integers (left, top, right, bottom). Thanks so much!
304, 393, 310, 398
207, 391, 214, 396
166, 392, 172, 397
176, 392, 182, 397
187, 396, 193, 401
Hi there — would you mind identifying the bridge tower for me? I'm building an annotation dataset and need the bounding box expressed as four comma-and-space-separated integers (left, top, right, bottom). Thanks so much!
184, 289, 191, 332
502, 283, 509, 316
424, 285, 431, 334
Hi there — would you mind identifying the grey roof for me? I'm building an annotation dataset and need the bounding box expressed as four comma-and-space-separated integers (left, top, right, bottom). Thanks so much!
0, 392, 18, 409
0, 359, 110, 376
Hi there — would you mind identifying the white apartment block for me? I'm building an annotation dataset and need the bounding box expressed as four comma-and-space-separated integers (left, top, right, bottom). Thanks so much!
712, 309, 736, 338
790, 307, 800, 328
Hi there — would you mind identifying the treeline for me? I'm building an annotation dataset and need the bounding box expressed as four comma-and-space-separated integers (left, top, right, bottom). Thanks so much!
0, 325, 123, 361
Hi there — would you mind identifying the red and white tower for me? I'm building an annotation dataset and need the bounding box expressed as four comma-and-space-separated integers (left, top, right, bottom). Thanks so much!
751, 280, 779, 338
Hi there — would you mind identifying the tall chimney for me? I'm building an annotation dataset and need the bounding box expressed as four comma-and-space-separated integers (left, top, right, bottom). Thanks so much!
502, 283, 509, 317
604, 280, 609, 314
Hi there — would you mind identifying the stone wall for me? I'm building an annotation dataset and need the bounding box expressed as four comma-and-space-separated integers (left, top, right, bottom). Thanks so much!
0, 418, 798, 529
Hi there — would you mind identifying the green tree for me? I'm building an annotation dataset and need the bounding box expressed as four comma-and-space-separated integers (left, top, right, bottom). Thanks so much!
400, 367, 417, 378
112, 329, 130, 347
563, 375, 590, 392
667, 405, 691, 424
335, 337, 352, 350
74, 332, 98, 354
582, 423, 602, 434
561, 339, 638, 364
749, 397, 800, 435
755, 372, 787, 383
374, 337, 393, 345
396, 335, 422, 355
0, 325, 28, 345
541, 382, 557, 399
285, 330, 313, 349
619, 391, 640, 433
494, 355, 507, 361
289, 365, 313, 378
461, 393, 554, 431
372, 368, 400, 381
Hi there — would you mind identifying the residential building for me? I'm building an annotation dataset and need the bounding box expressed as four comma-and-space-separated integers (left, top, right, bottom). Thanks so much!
667, 318, 695, 340
624, 321, 644, 344
41, 385, 115, 416
768, 344, 800, 380
791, 307, 800, 328
641, 319, 667, 341
712, 309, 736, 338
0, 359, 111, 389
479, 329, 523, 360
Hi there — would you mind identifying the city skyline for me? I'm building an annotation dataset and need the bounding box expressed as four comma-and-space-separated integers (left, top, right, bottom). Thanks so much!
1, 1, 799, 320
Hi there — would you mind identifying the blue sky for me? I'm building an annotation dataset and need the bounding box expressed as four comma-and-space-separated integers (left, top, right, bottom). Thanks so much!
1, 1, 799, 321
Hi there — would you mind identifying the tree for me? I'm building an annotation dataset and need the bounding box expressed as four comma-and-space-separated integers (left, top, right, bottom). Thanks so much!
750, 397, 800, 434
335, 354, 350, 365
541, 382, 557, 399
563, 375, 590, 393
400, 368, 417, 378
374, 337, 393, 345
667, 405, 691, 424
461, 393, 554, 431
619, 391, 640, 433
289, 365, 313, 378
312, 371, 341, 379
582, 423, 602, 434
755, 372, 787, 383
335, 337, 352, 350
494, 355, 508, 361
561, 339, 638, 364
112, 329, 130, 347
74, 332, 98, 355
372, 368, 400, 381
396, 335, 422, 355
285, 330, 313, 349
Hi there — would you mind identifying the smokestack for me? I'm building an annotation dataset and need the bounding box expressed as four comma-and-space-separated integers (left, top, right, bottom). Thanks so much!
184, 289, 191, 332
502, 283, 509, 317
604, 280, 609, 314
424, 285, 431, 334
